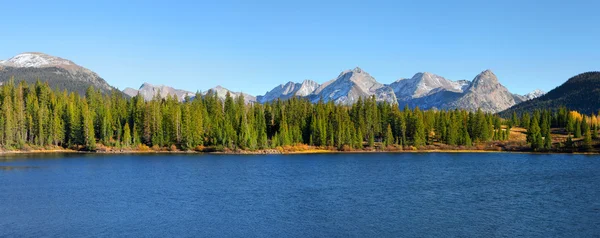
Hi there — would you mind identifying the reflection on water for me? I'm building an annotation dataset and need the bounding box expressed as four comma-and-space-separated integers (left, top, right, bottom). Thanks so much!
0, 165, 42, 171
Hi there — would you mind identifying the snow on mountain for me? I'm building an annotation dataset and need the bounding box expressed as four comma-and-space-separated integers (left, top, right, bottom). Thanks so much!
389, 72, 467, 101
296, 80, 320, 97
524, 89, 545, 100
310, 67, 396, 104
0, 52, 75, 68
0, 52, 115, 94
124, 83, 195, 102
257, 79, 319, 103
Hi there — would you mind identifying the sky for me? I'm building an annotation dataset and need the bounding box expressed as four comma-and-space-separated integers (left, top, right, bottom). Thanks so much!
1, 0, 599, 95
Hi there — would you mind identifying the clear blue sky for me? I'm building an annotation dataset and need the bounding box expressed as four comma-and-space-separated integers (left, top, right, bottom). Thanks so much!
1, 0, 598, 95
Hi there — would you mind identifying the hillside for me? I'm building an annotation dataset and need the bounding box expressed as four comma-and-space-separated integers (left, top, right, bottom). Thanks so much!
500, 72, 600, 116
0, 52, 116, 95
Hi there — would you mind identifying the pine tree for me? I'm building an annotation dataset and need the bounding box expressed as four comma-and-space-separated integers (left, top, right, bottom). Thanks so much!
413, 108, 425, 147
521, 113, 531, 129
528, 116, 542, 150
565, 134, 574, 150
385, 124, 394, 147
583, 125, 593, 150
511, 111, 519, 127
575, 120, 582, 138
82, 101, 96, 150
582, 117, 590, 137
181, 102, 192, 150
543, 129, 552, 150
123, 122, 132, 148
1, 84, 15, 147
464, 130, 472, 147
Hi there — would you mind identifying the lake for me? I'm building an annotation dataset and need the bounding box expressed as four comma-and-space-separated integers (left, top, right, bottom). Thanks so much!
1, 153, 599, 237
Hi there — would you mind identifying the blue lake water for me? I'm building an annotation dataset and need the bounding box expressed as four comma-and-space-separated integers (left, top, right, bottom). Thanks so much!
1, 153, 599, 237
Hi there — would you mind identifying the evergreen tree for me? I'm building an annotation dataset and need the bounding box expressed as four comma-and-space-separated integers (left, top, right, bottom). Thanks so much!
385, 124, 394, 147
543, 129, 552, 150
123, 122, 132, 148
82, 101, 96, 150
521, 113, 531, 129
575, 120, 582, 138
565, 134, 574, 150
412, 108, 425, 147
511, 111, 519, 127
583, 125, 593, 150
528, 116, 542, 150
464, 130, 472, 147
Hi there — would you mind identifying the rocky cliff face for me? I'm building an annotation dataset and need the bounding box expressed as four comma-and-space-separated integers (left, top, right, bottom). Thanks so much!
389, 72, 467, 102
442, 70, 517, 112
257, 79, 319, 103
308, 67, 397, 104
123, 83, 195, 101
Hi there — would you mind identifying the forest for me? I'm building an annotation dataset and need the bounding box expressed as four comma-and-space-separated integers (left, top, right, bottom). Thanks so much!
0, 79, 597, 153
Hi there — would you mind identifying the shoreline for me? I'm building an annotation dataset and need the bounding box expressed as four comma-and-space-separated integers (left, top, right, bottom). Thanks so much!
1, 148, 598, 156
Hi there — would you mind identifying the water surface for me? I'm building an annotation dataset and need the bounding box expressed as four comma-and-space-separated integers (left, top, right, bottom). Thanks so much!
1, 153, 599, 237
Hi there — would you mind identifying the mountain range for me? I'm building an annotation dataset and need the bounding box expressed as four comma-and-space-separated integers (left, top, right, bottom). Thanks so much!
1, 52, 546, 113
122, 84, 257, 103
126, 67, 543, 113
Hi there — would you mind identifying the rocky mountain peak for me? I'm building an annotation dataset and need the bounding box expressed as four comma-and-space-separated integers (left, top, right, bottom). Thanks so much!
310, 67, 395, 105
469, 69, 500, 92
390, 71, 466, 101
140, 82, 155, 89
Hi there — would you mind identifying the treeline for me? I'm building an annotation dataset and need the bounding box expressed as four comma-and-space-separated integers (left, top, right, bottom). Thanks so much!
0, 79, 513, 151
508, 108, 599, 151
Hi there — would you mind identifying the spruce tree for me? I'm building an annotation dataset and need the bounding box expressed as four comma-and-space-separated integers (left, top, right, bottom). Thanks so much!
575, 120, 582, 138
464, 130, 472, 147
413, 108, 425, 147
528, 116, 542, 150
583, 126, 593, 150
543, 129, 552, 150
385, 124, 394, 147
82, 101, 96, 150
123, 122, 132, 148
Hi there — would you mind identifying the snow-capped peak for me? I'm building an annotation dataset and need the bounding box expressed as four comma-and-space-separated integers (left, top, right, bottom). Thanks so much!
524, 89, 545, 100
389, 71, 466, 100
1, 52, 75, 68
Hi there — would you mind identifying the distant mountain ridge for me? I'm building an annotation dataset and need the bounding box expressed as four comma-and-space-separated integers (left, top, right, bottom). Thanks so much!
256, 80, 319, 103
0, 52, 115, 95
123, 83, 195, 101
205, 85, 256, 103
124, 83, 257, 104
123, 67, 544, 113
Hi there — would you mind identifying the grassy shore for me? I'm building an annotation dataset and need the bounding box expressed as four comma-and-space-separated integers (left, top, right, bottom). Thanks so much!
1, 127, 598, 156
1, 145, 597, 156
